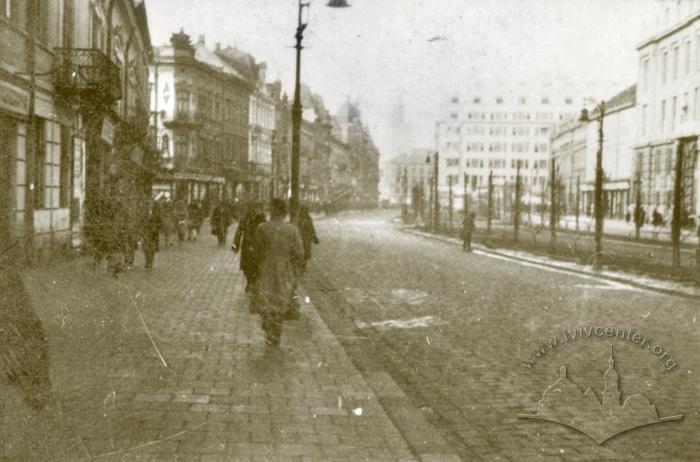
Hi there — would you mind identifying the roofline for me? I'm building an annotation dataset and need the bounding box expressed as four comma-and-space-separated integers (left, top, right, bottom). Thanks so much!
637, 12, 700, 50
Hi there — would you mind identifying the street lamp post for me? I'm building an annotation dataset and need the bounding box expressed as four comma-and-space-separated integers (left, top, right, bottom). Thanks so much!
290, 0, 349, 219
580, 102, 605, 269
426, 152, 439, 232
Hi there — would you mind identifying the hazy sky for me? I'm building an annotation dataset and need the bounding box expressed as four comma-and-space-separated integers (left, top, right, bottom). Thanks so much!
145, 0, 658, 159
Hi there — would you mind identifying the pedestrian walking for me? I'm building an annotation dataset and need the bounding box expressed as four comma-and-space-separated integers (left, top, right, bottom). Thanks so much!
211, 201, 231, 247
160, 198, 175, 248
232, 203, 266, 294
173, 199, 189, 245
251, 199, 304, 347
295, 205, 320, 272
188, 200, 203, 241
462, 212, 476, 252
106, 198, 129, 276
141, 198, 163, 270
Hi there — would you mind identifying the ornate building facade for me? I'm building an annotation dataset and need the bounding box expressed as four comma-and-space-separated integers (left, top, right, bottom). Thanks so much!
0, 0, 153, 262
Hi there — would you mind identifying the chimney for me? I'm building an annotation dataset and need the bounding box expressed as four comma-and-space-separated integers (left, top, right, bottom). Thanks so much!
197, 34, 205, 45
215, 42, 221, 51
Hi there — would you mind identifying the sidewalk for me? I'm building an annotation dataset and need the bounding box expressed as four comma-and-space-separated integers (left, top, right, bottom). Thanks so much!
404, 227, 700, 300
3, 227, 416, 461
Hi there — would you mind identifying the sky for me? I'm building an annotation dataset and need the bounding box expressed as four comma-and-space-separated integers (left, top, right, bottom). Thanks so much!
145, 0, 659, 162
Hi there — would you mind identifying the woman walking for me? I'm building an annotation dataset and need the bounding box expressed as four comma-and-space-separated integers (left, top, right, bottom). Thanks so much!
252, 199, 304, 347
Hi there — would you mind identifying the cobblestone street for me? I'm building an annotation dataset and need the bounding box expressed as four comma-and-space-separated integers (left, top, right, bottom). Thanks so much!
1, 226, 416, 461
303, 211, 700, 461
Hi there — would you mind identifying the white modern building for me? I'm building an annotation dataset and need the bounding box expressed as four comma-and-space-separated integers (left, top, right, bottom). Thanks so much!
434, 82, 601, 214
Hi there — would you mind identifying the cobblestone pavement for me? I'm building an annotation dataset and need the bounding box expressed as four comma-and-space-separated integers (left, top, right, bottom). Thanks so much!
2, 224, 416, 461
303, 211, 700, 461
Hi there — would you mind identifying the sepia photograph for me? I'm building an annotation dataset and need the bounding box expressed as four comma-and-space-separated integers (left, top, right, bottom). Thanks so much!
1, 0, 699, 460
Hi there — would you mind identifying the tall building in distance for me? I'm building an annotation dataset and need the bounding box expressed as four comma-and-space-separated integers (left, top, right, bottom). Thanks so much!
635, 0, 700, 225
434, 82, 597, 212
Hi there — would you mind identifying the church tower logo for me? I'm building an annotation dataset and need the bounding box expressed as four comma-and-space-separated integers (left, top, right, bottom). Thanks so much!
518, 345, 683, 444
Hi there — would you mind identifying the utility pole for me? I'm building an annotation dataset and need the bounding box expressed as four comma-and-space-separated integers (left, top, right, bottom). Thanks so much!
433, 151, 440, 232
290, 1, 308, 220
487, 170, 493, 238
448, 175, 453, 231
634, 174, 642, 240
401, 166, 408, 223
671, 139, 686, 267
550, 157, 557, 248
428, 177, 434, 231
514, 161, 521, 243
463, 172, 468, 224
593, 102, 605, 269
575, 176, 580, 232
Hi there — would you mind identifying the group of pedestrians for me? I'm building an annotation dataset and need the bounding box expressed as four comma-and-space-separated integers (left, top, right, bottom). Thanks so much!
231, 201, 319, 347
84, 193, 214, 275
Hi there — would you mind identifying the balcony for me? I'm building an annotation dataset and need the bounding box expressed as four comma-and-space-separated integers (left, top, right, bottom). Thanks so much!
163, 109, 206, 129
54, 48, 121, 107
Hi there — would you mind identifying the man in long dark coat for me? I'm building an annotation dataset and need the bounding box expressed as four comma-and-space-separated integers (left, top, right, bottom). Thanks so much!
252, 199, 304, 347
141, 198, 163, 270
232, 203, 266, 293
210, 201, 231, 247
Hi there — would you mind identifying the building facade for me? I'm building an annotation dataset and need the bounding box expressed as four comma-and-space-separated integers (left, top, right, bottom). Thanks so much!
434, 82, 595, 214
635, 0, 700, 226
1, 0, 153, 263
387, 149, 432, 207
550, 116, 587, 217
150, 32, 251, 203
581, 85, 637, 219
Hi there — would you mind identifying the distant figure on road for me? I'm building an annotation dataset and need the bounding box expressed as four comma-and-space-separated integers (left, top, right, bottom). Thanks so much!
141, 198, 163, 270
252, 199, 304, 347
210, 201, 231, 247
461, 212, 476, 252
296, 205, 320, 272
232, 203, 266, 294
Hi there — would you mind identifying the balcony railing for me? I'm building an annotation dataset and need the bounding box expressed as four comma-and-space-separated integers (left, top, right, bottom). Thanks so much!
54, 48, 121, 107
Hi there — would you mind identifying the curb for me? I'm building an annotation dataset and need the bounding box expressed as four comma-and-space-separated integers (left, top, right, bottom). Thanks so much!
403, 227, 700, 302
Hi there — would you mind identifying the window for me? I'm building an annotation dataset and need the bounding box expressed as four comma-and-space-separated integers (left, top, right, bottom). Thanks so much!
565, 97, 573, 105
662, 50, 668, 84
33, 118, 46, 208
473, 96, 481, 104
91, 9, 104, 51
59, 126, 71, 208
641, 104, 648, 136
450, 112, 458, 120
695, 87, 700, 118
642, 58, 649, 91
660, 99, 666, 133
686, 40, 692, 74
451, 97, 459, 104
518, 96, 527, 105
496, 96, 503, 104
673, 44, 679, 79
671, 96, 677, 130
541, 97, 550, 104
